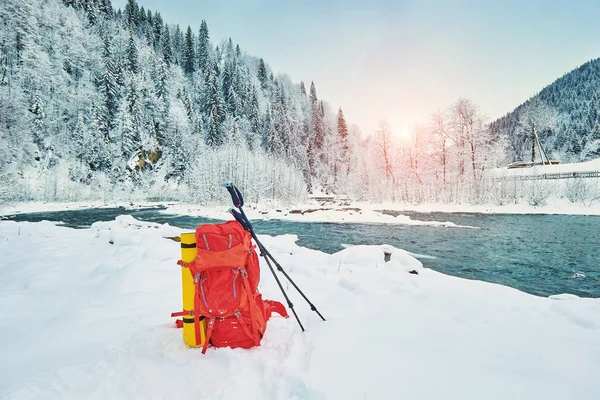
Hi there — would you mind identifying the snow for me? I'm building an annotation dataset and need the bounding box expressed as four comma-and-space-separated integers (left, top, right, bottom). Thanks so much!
0, 200, 172, 216
159, 204, 479, 228
352, 198, 600, 216
490, 157, 600, 176
159, 197, 600, 222
1, 216, 599, 399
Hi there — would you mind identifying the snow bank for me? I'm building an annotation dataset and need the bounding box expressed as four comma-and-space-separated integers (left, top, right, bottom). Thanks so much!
1, 217, 599, 399
160, 203, 478, 228
0, 200, 171, 216
358, 198, 600, 216
3, 196, 600, 223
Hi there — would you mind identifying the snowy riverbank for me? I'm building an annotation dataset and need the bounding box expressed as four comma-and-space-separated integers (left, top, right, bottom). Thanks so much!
0, 216, 599, 399
161, 197, 600, 223
2, 196, 600, 227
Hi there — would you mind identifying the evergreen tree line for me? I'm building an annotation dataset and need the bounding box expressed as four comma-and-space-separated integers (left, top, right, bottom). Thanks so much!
490, 58, 600, 163
0, 0, 355, 204
1, 0, 598, 207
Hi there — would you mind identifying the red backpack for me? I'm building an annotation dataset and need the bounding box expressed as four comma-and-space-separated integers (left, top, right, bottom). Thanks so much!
175, 220, 288, 353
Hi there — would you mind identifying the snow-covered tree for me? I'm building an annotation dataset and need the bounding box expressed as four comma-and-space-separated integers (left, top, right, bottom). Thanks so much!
517, 100, 560, 163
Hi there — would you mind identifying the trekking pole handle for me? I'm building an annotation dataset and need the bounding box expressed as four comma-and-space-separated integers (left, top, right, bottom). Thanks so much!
221, 182, 244, 208
228, 208, 253, 232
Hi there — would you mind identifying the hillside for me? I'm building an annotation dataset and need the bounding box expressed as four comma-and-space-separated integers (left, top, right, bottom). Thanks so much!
490, 58, 600, 163
0, 0, 356, 204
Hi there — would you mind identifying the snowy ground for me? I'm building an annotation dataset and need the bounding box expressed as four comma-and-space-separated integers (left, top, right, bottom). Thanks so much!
1, 216, 599, 399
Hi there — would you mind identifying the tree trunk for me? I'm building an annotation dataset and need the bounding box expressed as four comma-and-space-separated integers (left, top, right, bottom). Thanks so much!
531, 126, 536, 162
471, 142, 476, 180
442, 141, 446, 185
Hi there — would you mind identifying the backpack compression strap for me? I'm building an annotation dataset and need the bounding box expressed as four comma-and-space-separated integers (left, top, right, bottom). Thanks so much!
240, 268, 261, 346
202, 318, 215, 354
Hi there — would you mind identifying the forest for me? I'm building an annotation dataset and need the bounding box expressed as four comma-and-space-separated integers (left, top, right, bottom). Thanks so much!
1, 0, 599, 207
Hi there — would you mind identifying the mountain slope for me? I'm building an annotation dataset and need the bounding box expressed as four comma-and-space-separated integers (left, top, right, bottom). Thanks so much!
490, 58, 600, 163
0, 0, 354, 204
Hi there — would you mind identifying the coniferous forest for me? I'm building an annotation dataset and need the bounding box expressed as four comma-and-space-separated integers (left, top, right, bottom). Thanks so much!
490, 58, 600, 163
1, 0, 599, 206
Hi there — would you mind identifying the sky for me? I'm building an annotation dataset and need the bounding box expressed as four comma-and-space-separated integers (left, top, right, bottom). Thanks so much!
113, 0, 600, 137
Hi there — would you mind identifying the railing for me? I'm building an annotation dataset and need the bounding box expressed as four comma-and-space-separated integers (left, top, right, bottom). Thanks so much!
492, 170, 600, 181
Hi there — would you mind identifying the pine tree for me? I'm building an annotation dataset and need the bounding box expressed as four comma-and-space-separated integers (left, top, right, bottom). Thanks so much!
98, 36, 120, 138
249, 88, 260, 133
83, 0, 98, 26
15, 31, 24, 66
122, 78, 142, 157
223, 61, 239, 116
206, 105, 223, 147
127, 34, 139, 74
309, 81, 317, 105
161, 24, 173, 65
138, 6, 147, 29
172, 24, 183, 65
182, 25, 195, 75
225, 38, 234, 62
222, 61, 234, 99
337, 107, 349, 175
271, 81, 290, 156
300, 81, 306, 97
145, 10, 154, 45
178, 87, 194, 122
153, 59, 169, 102
98, 0, 113, 17
213, 45, 222, 74
29, 90, 45, 148
152, 12, 163, 50
262, 107, 276, 153
124, 0, 138, 31
202, 64, 226, 146
197, 20, 210, 73
258, 58, 267, 90
310, 82, 325, 155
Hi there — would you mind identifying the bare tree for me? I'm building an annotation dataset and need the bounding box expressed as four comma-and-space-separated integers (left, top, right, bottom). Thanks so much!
375, 119, 398, 200
518, 100, 559, 163
449, 98, 487, 180
375, 120, 395, 182
430, 109, 449, 184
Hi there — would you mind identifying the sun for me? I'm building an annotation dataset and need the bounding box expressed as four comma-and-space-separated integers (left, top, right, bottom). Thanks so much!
397, 128, 412, 140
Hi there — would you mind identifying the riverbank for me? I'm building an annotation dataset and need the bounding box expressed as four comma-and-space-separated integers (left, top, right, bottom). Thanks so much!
2, 196, 600, 225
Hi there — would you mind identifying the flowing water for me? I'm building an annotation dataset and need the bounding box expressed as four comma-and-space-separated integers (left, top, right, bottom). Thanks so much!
3, 206, 599, 298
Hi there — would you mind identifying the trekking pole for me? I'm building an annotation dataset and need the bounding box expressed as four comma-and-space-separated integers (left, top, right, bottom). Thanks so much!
227, 207, 305, 331
221, 183, 326, 323
254, 239, 326, 321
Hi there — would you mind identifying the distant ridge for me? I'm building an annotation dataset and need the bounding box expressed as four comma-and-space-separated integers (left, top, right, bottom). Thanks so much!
490, 58, 600, 162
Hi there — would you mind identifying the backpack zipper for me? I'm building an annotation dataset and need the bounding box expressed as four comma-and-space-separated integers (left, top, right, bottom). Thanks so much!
232, 268, 239, 298
199, 279, 209, 308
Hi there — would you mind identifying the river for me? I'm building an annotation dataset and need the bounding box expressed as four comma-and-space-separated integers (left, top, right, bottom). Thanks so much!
3, 206, 599, 298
